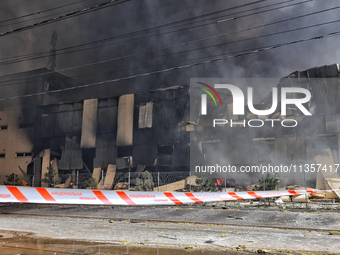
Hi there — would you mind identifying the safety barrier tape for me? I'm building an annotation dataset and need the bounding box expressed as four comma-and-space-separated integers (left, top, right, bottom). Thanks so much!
0, 186, 328, 205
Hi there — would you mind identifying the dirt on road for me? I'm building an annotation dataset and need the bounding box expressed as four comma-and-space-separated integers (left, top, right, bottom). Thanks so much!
0, 203, 339, 254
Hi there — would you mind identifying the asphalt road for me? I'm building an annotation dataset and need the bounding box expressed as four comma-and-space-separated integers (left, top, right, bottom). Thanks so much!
0, 203, 339, 253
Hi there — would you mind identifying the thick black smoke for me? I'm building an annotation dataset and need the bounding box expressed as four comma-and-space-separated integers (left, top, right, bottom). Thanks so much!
0, 0, 339, 187
0, 0, 339, 90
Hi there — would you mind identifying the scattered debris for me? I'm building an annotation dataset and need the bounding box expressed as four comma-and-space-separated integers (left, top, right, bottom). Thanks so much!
114, 182, 129, 190
257, 249, 270, 253
236, 245, 246, 250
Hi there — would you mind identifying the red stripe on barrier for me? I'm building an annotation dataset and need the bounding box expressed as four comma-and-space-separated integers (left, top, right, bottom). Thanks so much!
93, 190, 113, 205
228, 192, 244, 200
7, 186, 29, 203
164, 192, 183, 205
307, 190, 317, 193
288, 190, 300, 195
247, 191, 262, 199
116, 191, 136, 205
36, 188, 56, 202
185, 193, 203, 203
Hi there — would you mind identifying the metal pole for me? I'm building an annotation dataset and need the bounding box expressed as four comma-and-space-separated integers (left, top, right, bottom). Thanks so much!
304, 170, 307, 204
263, 176, 265, 191
101, 170, 104, 190
32, 175, 34, 187
224, 171, 227, 191
72, 170, 75, 189
128, 172, 130, 191
54, 174, 56, 187
263, 176, 266, 206
224, 171, 227, 207
13, 174, 16, 186
77, 171, 79, 189
189, 171, 191, 192
157, 172, 160, 192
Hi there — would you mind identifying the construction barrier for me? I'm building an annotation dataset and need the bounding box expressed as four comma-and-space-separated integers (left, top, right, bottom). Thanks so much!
0, 186, 324, 205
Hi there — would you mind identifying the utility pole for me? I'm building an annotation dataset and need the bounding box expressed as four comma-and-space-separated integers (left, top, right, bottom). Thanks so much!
46, 31, 57, 71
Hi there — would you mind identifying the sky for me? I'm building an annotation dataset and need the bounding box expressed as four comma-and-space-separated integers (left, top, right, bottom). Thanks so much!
0, 0, 340, 93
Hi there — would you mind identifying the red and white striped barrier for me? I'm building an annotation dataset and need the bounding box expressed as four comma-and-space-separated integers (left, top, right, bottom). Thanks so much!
0, 186, 323, 205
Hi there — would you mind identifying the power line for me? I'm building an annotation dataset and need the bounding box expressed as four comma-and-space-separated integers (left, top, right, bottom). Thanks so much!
0, 0, 306, 66
92, 0, 311, 47
1, 29, 339, 101
90, 16, 340, 74
0, 0, 131, 37
69, 5, 340, 69
65, 15, 340, 77
139, 0, 307, 34
0, 1, 334, 86
1, 2, 336, 85
0, 0, 314, 84
0, 0, 276, 64
0, 3, 93, 30
0, 0, 91, 25
139, 17, 340, 66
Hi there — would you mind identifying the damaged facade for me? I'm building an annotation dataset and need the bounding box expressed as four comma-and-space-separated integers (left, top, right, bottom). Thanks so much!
1, 64, 340, 194
0, 68, 190, 185
255, 63, 340, 194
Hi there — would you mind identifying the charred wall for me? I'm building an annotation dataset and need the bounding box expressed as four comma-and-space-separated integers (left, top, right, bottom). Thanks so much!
133, 86, 190, 172
32, 85, 190, 175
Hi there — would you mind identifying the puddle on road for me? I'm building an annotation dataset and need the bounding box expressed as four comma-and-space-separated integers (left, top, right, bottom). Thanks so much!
0, 233, 245, 255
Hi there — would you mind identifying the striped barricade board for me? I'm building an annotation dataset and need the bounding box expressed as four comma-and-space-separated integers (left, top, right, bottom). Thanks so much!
0, 186, 325, 205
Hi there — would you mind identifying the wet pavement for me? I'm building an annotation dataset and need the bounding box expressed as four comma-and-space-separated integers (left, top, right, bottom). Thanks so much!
0, 234, 245, 254
0, 237, 245, 255
0, 230, 251, 255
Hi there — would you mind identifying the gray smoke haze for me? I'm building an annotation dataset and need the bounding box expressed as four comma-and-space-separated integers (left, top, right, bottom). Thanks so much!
0, 0, 339, 188
0, 0, 339, 90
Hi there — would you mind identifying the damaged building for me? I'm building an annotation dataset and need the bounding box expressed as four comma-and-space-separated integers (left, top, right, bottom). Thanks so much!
0, 68, 190, 186
0, 63, 340, 196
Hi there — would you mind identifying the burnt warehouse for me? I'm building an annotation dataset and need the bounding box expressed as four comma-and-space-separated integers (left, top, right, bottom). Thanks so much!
1, 63, 340, 193
0, 68, 190, 186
